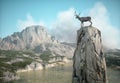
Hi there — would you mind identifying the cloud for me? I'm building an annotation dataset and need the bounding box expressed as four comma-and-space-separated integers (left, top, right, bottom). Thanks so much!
16, 3, 120, 49
89, 2, 120, 49
50, 8, 80, 42
50, 2, 120, 49
17, 14, 45, 31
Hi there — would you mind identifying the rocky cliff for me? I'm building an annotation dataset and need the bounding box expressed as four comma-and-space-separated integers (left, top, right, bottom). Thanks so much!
72, 26, 107, 83
0, 25, 74, 58
0, 25, 54, 50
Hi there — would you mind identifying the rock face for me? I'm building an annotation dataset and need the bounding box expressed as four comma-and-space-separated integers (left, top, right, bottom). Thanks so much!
0, 25, 75, 58
0, 38, 2, 42
0, 25, 53, 50
72, 26, 107, 83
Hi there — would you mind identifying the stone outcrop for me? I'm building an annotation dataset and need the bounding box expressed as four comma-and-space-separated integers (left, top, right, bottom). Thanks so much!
3, 71, 19, 82
72, 26, 107, 83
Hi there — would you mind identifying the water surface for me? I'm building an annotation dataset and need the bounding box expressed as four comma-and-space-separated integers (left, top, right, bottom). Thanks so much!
16, 63, 120, 83
16, 63, 72, 83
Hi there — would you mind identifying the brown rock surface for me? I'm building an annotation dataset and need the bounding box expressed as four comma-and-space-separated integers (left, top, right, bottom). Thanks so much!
72, 26, 107, 83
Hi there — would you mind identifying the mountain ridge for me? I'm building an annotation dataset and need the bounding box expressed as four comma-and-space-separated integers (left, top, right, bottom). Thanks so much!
0, 25, 75, 58
0, 25, 55, 50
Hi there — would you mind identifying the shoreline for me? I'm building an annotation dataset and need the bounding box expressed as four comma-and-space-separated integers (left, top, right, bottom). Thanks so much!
17, 60, 72, 73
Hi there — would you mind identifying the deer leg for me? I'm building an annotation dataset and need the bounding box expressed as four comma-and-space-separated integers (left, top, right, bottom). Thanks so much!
81, 22, 83, 27
81, 22, 82, 27
90, 20, 92, 26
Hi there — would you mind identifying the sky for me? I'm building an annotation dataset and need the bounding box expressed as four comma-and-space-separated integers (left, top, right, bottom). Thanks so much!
0, 0, 120, 49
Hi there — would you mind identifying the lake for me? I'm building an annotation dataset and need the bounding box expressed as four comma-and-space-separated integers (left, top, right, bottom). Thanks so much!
16, 63, 73, 83
16, 63, 120, 83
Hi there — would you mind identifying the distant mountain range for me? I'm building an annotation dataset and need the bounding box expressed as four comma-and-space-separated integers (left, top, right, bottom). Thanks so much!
0, 25, 75, 58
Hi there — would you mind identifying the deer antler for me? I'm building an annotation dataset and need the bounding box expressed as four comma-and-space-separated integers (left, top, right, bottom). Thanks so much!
74, 11, 80, 16
74, 11, 77, 16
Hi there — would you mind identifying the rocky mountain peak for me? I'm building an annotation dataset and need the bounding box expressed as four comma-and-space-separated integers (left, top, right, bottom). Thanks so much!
0, 25, 75, 58
0, 25, 54, 50
23, 25, 45, 34
0, 38, 2, 42
21, 25, 52, 45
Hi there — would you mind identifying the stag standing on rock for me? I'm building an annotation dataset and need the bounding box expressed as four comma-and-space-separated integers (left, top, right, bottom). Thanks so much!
75, 12, 92, 27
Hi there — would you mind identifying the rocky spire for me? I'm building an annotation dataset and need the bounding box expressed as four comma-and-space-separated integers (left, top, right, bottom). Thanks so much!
72, 26, 107, 83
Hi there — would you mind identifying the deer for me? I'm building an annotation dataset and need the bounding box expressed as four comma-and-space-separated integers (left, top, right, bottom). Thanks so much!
74, 11, 92, 27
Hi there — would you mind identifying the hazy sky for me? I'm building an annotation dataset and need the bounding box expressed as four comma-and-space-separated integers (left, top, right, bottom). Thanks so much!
0, 0, 120, 48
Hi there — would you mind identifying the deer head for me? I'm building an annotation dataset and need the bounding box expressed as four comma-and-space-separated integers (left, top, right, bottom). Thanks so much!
74, 11, 80, 19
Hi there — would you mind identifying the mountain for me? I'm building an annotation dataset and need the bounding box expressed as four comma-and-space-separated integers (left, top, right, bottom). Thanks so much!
0, 38, 2, 42
0, 25, 75, 58
104, 49, 120, 69
61, 42, 76, 48
0, 25, 53, 50
0, 25, 75, 82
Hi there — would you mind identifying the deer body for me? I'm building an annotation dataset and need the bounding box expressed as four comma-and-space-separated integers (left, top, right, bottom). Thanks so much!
75, 12, 92, 27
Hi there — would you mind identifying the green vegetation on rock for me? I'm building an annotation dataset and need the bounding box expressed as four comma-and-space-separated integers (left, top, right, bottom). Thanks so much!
0, 50, 35, 82
40, 51, 52, 63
